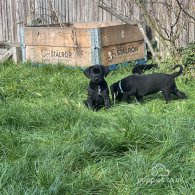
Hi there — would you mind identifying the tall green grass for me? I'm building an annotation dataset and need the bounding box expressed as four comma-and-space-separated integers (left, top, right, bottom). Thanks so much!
0, 61, 194, 194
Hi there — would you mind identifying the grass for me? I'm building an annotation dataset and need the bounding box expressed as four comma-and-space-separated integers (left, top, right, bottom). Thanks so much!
0, 61, 194, 195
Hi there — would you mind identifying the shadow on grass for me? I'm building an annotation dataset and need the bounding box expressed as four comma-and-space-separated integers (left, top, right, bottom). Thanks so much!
112, 92, 187, 106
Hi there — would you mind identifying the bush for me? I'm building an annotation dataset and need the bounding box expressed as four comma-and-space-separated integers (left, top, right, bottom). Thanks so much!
180, 43, 195, 66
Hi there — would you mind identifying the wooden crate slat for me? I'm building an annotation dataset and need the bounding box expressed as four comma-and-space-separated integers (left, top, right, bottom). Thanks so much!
26, 45, 92, 67
100, 24, 144, 47
101, 40, 145, 66
72, 21, 121, 28
24, 27, 92, 47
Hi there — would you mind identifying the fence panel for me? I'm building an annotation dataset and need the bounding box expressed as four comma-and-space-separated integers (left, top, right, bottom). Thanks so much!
0, 0, 194, 47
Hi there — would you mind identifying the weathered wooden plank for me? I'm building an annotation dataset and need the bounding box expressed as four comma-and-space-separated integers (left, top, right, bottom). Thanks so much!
26, 45, 92, 67
12, 0, 18, 42
188, 0, 195, 43
34, 0, 38, 21
88, 0, 94, 21
100, 24, 144, 47
0, 0, 3, 42
61, 0, 65, 23
97, 2, 102, 22
101, 40, 145, 66
0, 48, 13, 62
23, 0, 27, 23
77, 0, 81, 22
4, 0, 8, 41
24, 27, 92, 47
40, 0, 45, 25
72, 21, 121, 28
7, 0, 14, 43
12, 47, 22, 63
15, 0, 20, 42
46, 0, 51, 25
65, 0, 69, 23
59, 0, 64, 23
1, 0, 7, 41
75, 0, 78, 22
102, 0, 107, 22
19, 0, 24, 23
71, 0, 75, 22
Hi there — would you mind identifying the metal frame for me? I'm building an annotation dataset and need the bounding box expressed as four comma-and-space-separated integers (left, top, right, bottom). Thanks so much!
19, 26, 26, 63
90, 28, 102, 65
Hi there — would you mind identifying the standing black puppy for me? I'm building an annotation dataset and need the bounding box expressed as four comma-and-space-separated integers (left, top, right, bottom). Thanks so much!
110, 65, 186, 103
83, 65, 110, 110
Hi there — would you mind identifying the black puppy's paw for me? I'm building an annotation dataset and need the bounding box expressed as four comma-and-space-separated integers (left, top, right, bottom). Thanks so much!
105, 105, 110, 110
181, 93, 187, 99
83, 100, 89, 108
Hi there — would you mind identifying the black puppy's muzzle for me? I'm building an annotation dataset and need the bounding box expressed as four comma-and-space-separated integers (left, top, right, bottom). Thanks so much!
92, 74, 103, 83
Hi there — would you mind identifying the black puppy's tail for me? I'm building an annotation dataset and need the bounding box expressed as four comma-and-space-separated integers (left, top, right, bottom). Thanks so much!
171, 65, 183, 78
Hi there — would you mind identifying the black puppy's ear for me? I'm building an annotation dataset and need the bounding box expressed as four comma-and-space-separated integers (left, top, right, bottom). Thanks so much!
102, 65, 110, 77
83, 67, 91, 78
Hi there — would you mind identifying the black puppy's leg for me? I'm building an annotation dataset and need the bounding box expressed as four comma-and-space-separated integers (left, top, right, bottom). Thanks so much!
162, 90, 171, 103
102, 94, 110, 109
126, 89, 137, 103
94, 96, 104, 111
172, 89, 187, 99
87, 96, 95, 110
122, 91, 135, 103
138, 70, 143, 75
121, 93, 130, 103
83, 100, 89, 108
104, 98, 110, 109
136, 95, 143, 103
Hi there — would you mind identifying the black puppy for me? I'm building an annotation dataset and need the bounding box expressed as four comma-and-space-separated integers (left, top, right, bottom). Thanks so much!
132, 64, 158, 74
83, 65, 110, 110
110, 65, 186, 103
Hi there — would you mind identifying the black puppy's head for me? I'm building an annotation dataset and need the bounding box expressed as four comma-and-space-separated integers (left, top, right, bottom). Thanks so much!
84, 65, 110, 83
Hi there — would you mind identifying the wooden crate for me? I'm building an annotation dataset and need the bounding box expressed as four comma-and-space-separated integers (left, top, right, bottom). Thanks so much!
20, 22, 146, 67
